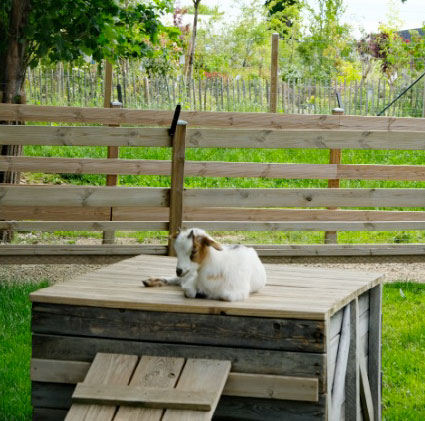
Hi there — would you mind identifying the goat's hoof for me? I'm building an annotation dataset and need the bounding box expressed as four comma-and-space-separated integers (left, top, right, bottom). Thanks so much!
142, 278, 165, 288
184, 289, 197, 298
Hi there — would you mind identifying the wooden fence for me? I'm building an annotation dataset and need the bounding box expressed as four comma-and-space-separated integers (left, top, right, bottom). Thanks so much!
26, 67, 425, 117
1, 103, 425, 262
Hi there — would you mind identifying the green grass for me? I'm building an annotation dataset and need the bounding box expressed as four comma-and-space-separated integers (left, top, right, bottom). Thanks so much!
0, 281, 424, 419
382, 282, 425, 419
0, 281, 49, 421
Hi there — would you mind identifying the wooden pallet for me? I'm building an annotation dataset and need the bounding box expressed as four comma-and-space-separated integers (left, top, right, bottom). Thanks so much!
65, 353, 231, 421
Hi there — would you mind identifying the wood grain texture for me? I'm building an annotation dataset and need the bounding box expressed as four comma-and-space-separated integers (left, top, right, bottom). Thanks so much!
168, 122, 186, 256
31, 303, 325, 352
0, 185, 169, 207
162, 359, 231, 420
0, 125, 170, 147
114, 356, 184, 421
66, 353, 138, 421
2, 103, 425, 131
183, 188, 425, 208
368, 284, 382, 421
72, 383, 215, 411
31, 358, 320, 403
32, 334, 326, 389
359, 354, 375, 421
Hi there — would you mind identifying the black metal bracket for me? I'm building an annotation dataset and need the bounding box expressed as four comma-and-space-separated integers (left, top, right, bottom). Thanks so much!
336, 91, 342, 108
117, 84, 123, 104
168, 104, 182, 137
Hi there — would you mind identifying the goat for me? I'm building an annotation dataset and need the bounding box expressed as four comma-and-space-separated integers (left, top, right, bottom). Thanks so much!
142, 228, 267, 301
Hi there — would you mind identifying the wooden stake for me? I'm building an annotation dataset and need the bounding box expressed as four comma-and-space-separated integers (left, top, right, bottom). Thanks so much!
102, 61, 121, 245
168, 121, 187, 256
270, 33, 279, 113
324, 107, 344, 244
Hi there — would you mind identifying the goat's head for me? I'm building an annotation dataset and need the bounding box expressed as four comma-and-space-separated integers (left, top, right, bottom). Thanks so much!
172, 228, 222, 277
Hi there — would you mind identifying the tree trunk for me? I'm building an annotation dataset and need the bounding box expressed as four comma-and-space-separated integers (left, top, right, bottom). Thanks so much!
0, 0, 32, 243
185, 0, 200, 100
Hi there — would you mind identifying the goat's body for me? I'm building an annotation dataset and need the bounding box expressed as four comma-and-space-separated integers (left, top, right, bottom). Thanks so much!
195, 245, 266, 301
143, 228, 267, 301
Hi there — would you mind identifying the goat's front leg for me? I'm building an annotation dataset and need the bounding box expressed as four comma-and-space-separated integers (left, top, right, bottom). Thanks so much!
142, 276, 181, 288
180, 272, 198, 298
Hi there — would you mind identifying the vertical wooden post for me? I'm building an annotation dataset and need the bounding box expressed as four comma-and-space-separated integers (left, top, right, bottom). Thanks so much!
270, 33, 279, 113
102, 61, 122, 244
324, 107, 344, 244
422, 79, 425, 118
143, 77, 150, 107
368, 284, 382, 421
345, 298, 361, 420
168, 121, 187, 256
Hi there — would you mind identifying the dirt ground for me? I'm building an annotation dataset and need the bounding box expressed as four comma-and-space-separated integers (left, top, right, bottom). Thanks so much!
1, 255, 425, 284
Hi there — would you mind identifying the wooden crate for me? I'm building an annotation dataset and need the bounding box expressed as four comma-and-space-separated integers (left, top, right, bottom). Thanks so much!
30, 254, 383, 420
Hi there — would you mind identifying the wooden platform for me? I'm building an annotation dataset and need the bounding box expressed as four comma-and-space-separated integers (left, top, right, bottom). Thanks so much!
30, 254, 382, 321
30, 255, 383, 420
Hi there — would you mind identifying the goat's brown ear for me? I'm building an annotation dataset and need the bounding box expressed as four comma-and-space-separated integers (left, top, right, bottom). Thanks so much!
202, 236, 223, 251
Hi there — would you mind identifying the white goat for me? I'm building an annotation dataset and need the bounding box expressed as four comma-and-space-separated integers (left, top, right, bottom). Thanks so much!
143, 228, 267, 301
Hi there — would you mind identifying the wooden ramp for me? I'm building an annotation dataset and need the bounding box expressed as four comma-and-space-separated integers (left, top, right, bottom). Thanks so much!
65, 353, 231, 421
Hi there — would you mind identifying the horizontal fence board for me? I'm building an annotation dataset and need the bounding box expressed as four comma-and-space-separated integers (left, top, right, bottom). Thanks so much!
2, 103, 425, 131
184, 188, 425, 208
114, 208, 425, 222
2, 186, 425, 208
4, 125, 425, 150
185, 221, 425, 232
1, 244, 425, 257
3, 207, 425, 223
2, 220, 425, 233
3, 156, 425, 181
0, 185, 169, 207
0, 221, 168, 232
0, 126, 170, 147
0, 206, 111, 221
186, 129, 425, 150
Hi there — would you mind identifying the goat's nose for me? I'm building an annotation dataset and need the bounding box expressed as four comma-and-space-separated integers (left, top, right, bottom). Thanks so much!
176, 267, 183, 277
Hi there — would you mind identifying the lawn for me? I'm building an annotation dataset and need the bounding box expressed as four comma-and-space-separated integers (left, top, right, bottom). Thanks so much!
0, 280, 424, 420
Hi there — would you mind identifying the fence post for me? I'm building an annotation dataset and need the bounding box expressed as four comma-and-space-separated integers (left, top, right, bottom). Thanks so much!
168, 120, 187, 256
102, 61, 122, 245
324, 107, 344, 244
270, 33, 279, 113
143, 77, 150, 107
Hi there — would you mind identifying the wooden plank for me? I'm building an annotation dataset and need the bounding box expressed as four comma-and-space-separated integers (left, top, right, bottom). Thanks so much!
183, 188, 425, 208
2, 103, 425, 131
0, 126, 170, 147
162, 359, 231, 420
4, 124, 425, 150
31, 303, 325, 352
223, 372, 318, 402
72, 383, 215, 411
0, 221, 168, 232
331, 305, 350, 421
1, 243, 424, 258
0, 206, 111, 221
168, 121, 187, 256
31, 358, 320, 402
0, 185, 169, 207
31, 383, 327, 421
269, 33, 279, 113
6, 157, 425, 181
65, 353, 138, 421
6, 219, 425, 233
368, 284, 382, 421
114, 356, 184, 421
5, 185, 425, 209
114, 207, 425, 222
359, 354, 375, 421
32, 334, 326, 390
345, 298, 361, 421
